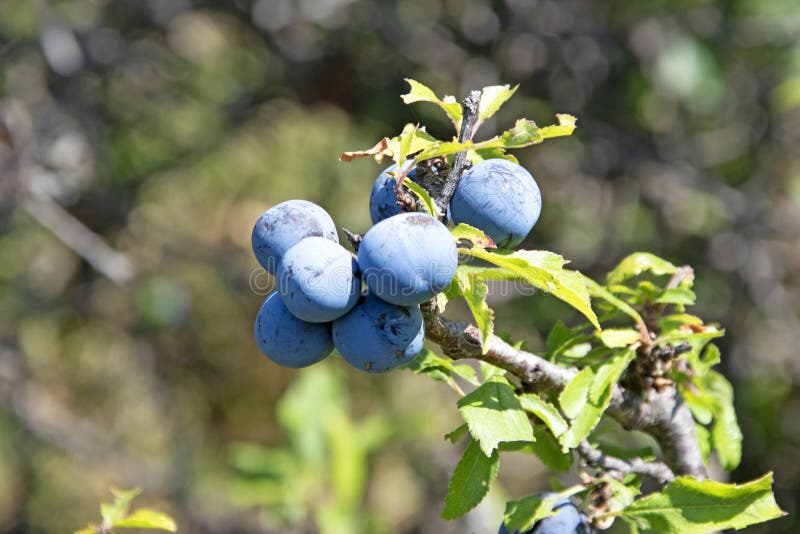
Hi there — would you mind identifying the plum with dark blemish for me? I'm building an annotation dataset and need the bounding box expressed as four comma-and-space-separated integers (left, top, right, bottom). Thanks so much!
332, 293, 424, 373
276, 237, 360, 322
450, 159, 542, 248
358, 212, 457, 306
251, 199, 338, 274
368, 160, 418, 224
254, 292, 333, 368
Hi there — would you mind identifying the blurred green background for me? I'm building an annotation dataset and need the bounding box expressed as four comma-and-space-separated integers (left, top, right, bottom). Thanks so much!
1, 0, 798, 532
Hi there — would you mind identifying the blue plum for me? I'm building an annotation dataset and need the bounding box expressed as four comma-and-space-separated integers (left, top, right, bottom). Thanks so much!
498, 496, 591, 534
254, 292, 333, 368
358, 212, 457, 306
450, 158, 542, 248
252, 199, 339, 274
369, 160, 418, 224
276, 237, 360, 323
332, 293, 424, 373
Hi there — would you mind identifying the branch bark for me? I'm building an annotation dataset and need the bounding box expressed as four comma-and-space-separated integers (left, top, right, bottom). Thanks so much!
434, 90, 481, 217
420, 301, 707, 480
420, 302, 573, 391
607, 386, 706, 479
576, 441, 675, 485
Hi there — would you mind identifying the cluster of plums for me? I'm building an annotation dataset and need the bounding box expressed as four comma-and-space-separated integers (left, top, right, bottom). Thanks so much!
499, 496, 592, 534
251, 158, 542, 372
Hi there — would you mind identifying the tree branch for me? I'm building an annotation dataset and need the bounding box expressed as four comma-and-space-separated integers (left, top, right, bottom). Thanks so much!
435, 90, 481, 217
420, 301, 573, 390
420, 301, 707, 480
20, 192, 137, 285
577, 441, 675, 485
606, 386, 706, 479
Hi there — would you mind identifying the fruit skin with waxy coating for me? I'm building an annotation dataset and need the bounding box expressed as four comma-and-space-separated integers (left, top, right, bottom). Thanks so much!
369, 160, 418, 224
358, 212, 458, 306
276, 237, 360, 323
332, 293, 424, 373
254, 292, 334, 368
251, 199, 339, 274
450, 158, 542, 249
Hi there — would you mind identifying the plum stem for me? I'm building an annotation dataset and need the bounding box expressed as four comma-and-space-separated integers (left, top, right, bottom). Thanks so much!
342, 227, 363, 253
435, 90, 481, 218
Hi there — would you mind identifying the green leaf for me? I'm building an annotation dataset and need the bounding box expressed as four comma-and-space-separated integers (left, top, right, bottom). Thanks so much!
562, 342, 593, 360
471, 147, 518, 164
401, 79, 462, 132
101, 487, 142, 526
454, 270, 494, 353
635, 280, 662, 302
655, 287, 696, 306
598, 328, 641, 348
590, 347, 636, 404
606, 476, 642, 517
403, 177, 438, 217
693, 343, 721, 377
585, 277, 646, 328
559, 366, 595, 420
114, 509, 177, 531
546, 321, 578, 355
451, 223, 496, 249
459, 248, 599, 330
482, 119, 543, 149
696, 423, 712, 463
531, 425, 573, 471
518, 394, 568, 437
441, 439, 499, 519
390, 123, 419, 168
559, 348, 636, 448
546, 324, 594, 363
607, 253, 678, 286
74, 526, 96, 534
504, 486, 585, 532
479, 361, 507, 382
616, 472, 785, 533
658, 313, 704, 332
445, 424, 469, 443
503, 494, 560, 532
474, 115, 577, 152
657, 326, 724, 345
705, 371, 742, 471
684, 388, 714, 425
435, 289, 451, 313
539, 114, 578, 138
458, 380, 534, 456
400, 348, 479, 386
414, 140, 470, 162
477, 84, 518, 122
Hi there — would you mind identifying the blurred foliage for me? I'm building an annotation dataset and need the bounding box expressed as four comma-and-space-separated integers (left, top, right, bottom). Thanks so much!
228, 363, 395, 533
75, 487, 176, 534
0, 0, 799, 532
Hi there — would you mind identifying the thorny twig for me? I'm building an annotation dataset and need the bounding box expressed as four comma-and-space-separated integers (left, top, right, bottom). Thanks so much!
435, 90, 481, 217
